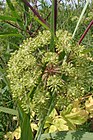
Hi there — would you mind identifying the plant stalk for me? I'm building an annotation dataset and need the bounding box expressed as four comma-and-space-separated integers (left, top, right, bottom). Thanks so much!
78, 20, 93, 44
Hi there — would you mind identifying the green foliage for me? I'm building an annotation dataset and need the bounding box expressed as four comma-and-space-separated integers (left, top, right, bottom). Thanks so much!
0, 7, 23, 139
0, 0, 50, 38
4, 95, 93, 139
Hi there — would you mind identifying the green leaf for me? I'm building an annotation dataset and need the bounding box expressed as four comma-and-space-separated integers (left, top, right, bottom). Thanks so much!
0, 106, 18, 116
41, 131, 93, 140
72, 0, 90, 38
65, 110, 88, 125
34, 16, 49, 30
0, 15, 17, 21
61, 113, 76, 130
18, 103, 33, 140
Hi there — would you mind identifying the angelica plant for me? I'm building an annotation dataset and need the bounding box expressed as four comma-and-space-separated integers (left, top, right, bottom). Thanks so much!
7, 30, 93, 117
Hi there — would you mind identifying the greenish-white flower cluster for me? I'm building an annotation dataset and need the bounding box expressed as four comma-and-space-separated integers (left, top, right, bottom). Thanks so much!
7, 30, 93, 114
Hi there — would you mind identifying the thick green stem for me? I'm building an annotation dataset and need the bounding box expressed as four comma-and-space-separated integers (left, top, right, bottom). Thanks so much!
50, 0, 57, 52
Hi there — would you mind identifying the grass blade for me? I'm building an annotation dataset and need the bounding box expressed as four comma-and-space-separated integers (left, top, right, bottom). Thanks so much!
0, 15, 17, 21
0, 106, 18, 116
72, 0, 90, 38
34, 16, 49, 30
